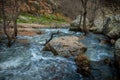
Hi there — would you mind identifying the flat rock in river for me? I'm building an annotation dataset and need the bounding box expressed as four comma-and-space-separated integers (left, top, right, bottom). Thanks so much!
43, 36, 87, 57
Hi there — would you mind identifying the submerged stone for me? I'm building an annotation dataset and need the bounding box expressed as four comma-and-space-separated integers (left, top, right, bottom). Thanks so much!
115, 38, 120, 79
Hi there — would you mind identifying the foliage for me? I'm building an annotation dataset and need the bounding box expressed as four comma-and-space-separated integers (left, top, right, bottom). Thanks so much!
17, 13, 66, 24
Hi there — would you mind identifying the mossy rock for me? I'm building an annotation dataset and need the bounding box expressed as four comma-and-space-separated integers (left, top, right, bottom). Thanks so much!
75, 54, 91, 76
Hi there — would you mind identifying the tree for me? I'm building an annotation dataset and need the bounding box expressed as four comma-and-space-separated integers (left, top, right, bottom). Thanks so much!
80, 0, 89, 35
89, 0, 100, 28
0, 0, 21, 47
101, 0, 120, 13
79, 0, 101, 35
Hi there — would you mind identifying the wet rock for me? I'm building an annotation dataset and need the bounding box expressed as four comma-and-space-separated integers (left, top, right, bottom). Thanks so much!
90, 16, 104, 33
90, 60, 115, 80
75, 54, 91, 76
102, 15, 120, 39
115, 38, 120, 78
0, 77, 5, 80
16, 39, 29, 45
43, 36, 87, 57
92, 14, 120, 39
70, 15, 89, 31
104, 58, 111, 65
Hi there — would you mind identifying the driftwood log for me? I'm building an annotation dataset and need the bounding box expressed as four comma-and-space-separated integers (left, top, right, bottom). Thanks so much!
44, 31, 59, 46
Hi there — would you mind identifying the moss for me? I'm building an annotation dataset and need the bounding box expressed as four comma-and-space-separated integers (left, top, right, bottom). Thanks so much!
17, 13, 67, 25
75, 54, 91, 76
75, 54, 90, 66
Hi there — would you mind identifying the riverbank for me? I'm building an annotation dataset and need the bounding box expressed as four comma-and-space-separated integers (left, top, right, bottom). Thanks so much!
17, 23, 70, 29
17, 23, 70, 36
0, 23, 70, 37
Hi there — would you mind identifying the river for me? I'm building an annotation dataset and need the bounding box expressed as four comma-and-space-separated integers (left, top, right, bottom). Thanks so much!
0, 28, 115, 80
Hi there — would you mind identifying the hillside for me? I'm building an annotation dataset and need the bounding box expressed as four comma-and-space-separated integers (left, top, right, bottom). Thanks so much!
20, 0, 120, 19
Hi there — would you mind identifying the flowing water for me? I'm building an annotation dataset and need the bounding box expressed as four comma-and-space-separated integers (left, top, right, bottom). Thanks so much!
0, 28, 115, 80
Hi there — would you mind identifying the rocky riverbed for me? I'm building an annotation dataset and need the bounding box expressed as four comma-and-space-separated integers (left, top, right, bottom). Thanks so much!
0, 28, 117, 80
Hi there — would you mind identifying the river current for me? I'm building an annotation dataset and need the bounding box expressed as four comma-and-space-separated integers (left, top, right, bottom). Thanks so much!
0, 28, 115, 80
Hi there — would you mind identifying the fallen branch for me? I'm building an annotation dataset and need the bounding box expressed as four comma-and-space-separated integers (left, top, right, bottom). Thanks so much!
44, 31, 59, 46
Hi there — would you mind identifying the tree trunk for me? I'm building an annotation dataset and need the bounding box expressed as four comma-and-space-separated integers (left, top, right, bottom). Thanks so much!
83, 6, 88, 35
81, 0, 89, 35
79, 13, 82, 31
1, 0, 12, 47
13, 19, 17, 38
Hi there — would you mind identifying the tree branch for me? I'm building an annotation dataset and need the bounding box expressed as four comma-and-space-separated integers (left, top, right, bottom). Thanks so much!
44, 31, 59, 46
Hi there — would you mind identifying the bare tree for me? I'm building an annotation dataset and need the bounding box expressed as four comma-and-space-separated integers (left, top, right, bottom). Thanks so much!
80, 0, 89, 35
1, 0, 21, 47
79, 0, 102, 35
89, 0, 100, 28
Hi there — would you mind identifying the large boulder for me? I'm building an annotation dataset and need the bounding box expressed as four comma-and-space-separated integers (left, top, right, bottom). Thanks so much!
90, 16, 104, 33
43, 36, 87, 57
70, 15, 89, 31
92, 14, 120, 38
103, 15, 120, 38
115, 39, 120, 77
